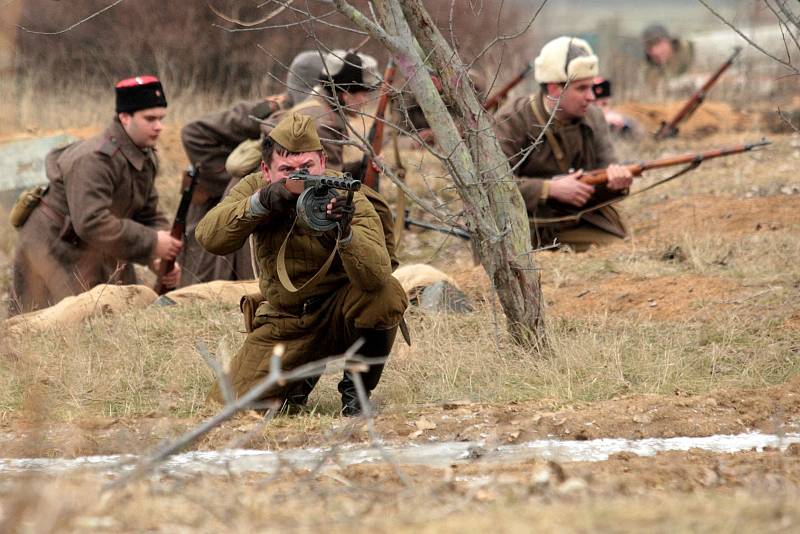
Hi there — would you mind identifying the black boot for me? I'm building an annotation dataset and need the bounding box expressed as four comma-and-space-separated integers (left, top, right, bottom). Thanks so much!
281, 376, 320, 415
339, 327, 397, 417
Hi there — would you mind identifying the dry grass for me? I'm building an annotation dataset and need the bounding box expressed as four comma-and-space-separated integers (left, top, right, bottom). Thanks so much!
2, 277, 797, 422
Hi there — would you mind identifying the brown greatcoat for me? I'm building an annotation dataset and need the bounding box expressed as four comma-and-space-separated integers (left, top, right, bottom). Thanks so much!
10, 117, 168, 314
494, 92, 627, 250
178, 94, 290, 286
195, 171, 408, 401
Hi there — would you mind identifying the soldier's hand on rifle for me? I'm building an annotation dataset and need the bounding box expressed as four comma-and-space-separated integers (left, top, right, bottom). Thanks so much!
257, 179, 299, 215
549, 170, 594, 207
155, 230, 182, 260
326, 194, 354, 239
606, 163, 633, 191
150, 259, 181, 288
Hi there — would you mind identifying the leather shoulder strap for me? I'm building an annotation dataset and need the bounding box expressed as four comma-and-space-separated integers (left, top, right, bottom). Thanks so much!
530, 95, 569, 174
276, 218, 340, 293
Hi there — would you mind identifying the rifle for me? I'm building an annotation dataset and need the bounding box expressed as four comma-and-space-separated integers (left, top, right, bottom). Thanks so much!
484, 61, 534, 112
155, 165, 198, 295
403, 209, 470, 240
359, 58, 396, 192
654, 47, 742, 140
577, 139, 769, 186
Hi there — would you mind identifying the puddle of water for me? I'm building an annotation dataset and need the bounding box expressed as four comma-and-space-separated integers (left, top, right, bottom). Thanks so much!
1, 432, 797, 476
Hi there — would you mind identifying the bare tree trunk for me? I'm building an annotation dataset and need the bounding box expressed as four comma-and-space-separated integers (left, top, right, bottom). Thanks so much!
334, 0, 545, 348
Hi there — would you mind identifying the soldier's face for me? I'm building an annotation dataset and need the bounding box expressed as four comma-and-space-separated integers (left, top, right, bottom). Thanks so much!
547, 78, 595, 119
119, 107, 167, 148
262, 150, 327, 195
341, 89, 373, 112
647, 39, 674, 65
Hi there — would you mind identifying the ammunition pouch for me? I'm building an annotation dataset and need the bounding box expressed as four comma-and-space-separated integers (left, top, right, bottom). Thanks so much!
9, 184, 49, 228
239, 292, 264, 333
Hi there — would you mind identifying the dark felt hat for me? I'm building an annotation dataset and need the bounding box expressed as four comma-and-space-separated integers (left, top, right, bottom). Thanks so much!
115, 75, 168, 113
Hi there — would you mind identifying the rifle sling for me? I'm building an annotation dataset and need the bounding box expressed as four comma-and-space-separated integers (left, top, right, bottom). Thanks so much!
532, 160, 702, 225
530, 95, 569, 174
277, 217, 341, 293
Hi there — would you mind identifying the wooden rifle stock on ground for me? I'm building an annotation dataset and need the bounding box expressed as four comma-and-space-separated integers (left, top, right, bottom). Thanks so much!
654, 47, 742, 140
578, 139, 770, 186
155, 165, 198, 295
483, 61, 534, 112
359, 59, 396, 192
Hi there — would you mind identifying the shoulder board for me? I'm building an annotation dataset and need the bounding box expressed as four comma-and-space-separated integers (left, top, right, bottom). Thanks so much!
97, 136, 120, 157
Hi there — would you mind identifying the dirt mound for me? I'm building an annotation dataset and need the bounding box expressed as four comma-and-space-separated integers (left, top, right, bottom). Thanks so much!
616, 100, 751, 138
634, 194, 800, 241
550, 273, 742, 321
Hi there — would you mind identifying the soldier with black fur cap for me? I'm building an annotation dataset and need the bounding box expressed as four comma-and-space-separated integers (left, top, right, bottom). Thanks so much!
9, 75, 180, 314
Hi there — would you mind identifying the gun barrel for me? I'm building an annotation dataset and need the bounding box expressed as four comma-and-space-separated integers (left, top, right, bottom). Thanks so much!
404, 214, 471, 240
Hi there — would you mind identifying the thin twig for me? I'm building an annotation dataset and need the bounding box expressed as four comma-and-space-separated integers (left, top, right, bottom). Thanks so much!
17, 0, 125, 35
195, 340, 234, 406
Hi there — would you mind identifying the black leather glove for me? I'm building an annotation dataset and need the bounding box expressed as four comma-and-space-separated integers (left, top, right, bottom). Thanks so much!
326, 193, 355, 239
257, 179, 297, 215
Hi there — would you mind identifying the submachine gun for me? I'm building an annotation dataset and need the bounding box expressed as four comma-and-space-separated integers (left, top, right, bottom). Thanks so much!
155, 165, 198, 295
289, 170, 362, 232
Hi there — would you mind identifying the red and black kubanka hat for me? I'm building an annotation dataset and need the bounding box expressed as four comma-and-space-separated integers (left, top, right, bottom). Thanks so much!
115, 75, 168, 113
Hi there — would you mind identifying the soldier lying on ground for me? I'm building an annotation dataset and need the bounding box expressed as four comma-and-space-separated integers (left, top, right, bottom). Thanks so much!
195, 113, 408, 416
10, 76, 181, 314
494, 36, 633, 252
178, 51, 323, 286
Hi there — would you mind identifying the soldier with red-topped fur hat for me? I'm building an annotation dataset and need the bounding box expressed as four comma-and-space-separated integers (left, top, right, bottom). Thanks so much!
9, 76, 181, 314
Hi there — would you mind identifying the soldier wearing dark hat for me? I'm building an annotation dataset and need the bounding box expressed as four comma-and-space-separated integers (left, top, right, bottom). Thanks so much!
195, 113, 408, 416
641, 24, 695, 92
9, 76, 181, 314
178, 51, 324, 286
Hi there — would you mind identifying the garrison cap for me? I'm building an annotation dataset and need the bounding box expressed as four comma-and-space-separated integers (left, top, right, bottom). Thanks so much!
268, 112, 323, 153
115, 75, 167, 113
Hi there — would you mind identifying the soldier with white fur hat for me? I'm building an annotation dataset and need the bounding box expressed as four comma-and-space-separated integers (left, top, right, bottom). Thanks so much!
494, 36, 633, 252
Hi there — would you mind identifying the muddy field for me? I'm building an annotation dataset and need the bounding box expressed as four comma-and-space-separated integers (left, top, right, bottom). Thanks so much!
1, 101, 799, 531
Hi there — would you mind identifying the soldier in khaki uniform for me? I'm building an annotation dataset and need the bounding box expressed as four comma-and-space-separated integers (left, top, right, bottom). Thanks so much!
178, 51, 324, 285
494, 36, 633, 252
641, 24, 696, 93
195, 113, 407, 416
10, 76, 181, 314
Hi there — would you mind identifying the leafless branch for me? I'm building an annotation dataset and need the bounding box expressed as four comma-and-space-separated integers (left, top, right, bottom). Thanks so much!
195, 340, 234, 406
208, 0, 295, 27
697, 0, 799, 73
17, 0, 125, 35
105, 340, 367, 490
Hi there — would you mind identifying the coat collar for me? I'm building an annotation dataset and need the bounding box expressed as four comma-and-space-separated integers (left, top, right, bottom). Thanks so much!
105, 117, 151, 171
536, 92, 586, 129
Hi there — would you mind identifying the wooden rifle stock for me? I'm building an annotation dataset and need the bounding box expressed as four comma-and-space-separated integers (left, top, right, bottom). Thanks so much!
360, 59, 396, 191
484, 61, 534, 112
155, 165, 199, 295
654, 47, 742, 140
579, 139, 770, 186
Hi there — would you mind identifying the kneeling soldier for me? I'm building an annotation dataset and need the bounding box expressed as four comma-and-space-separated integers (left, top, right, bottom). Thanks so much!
195, 113, 408, 416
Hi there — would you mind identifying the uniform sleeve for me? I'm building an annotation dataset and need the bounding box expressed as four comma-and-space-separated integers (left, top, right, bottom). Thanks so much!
195, 173, 267, 255
362, 186, 398, 271
494, 96, 549, 205
65, 155, 158, 263
181, 100, 271, 198
337, 193, 392, 291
